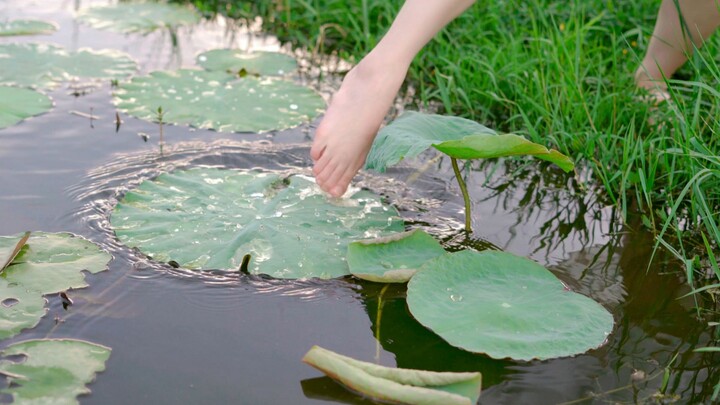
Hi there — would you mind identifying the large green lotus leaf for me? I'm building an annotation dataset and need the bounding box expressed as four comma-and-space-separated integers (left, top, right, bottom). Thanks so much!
0, 20, 58, 36
0, 232, 111, 340
406, 250, 614, 361
113, 69, 325, 133
347, 229, 446, 283
197, 50, 298, 76
365, 111, 574, 172
76, 3, 200, 34
0, 86, 53, 130
303, 346, 482, 405
110, 168, 404, 278
0, 339, 111, 405
0, 43, 137, 89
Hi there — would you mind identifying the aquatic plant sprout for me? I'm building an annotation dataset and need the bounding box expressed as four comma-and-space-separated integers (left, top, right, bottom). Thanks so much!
113, 69, 324, 133
406, 250, 614, 360
303, 346, 482, 405
0, 339, 111, 404
197, 50, 298, 76
0, 43, 137, 90
0, 20, 58, 36
365, 111, 574, 231
0, 86, 53, 130
0, 232, 111, 339
110, 168, 404, 278
76, 3, 200, 34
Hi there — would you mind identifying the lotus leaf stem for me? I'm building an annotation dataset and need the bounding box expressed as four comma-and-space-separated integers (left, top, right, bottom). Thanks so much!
450, 158, 472, 232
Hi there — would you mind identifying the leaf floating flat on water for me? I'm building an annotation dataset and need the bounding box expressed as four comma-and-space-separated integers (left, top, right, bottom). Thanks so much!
0, 232, 111, 339
0, 43, 137, 90
76, 3, 200, 34
0, 339, 111, 405
406, 250, 614, 360
113, 69, 324, 133
303, 346, 482, 405
0, 20, 58, 36
365, 111, 573, 172
197, 50, 298, 76
0, 86, 53, 130
0, 231, 30, 272
347, 229, 446, 283
110, 168, 403, 278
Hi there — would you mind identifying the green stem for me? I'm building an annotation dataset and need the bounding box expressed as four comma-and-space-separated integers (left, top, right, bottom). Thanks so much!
451, 158, 472, 233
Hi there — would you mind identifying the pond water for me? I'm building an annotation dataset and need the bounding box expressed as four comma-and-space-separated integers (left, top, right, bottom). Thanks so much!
0, 1, 717, 404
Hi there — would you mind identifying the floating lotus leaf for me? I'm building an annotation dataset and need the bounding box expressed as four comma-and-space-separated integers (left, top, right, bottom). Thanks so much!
365, 111, 574, 172
303, 346, 482, 405
0, 232, 111, 340
347, 229, 446, 283
0, 43, 137, 89
406, 250, 614, 361
0, 86, 53, 130
76, 3, 200, 34
110, 168, 404, 278
197, 50, 298, 76
0, 339, 111, 405
113, 69, 324, 133
0, 20, 58, 36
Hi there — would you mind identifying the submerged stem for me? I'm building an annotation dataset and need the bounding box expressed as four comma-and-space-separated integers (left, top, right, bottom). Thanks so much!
450, 158, 472, 233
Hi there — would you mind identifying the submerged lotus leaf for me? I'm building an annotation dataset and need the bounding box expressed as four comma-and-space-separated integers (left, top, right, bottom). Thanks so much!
0, 43, 137, 89
110, 168, 403, 278
113, 69, 324, 133
76, 3, 200, 34
0, 232, 111, 339
0, 86, 53, 130
347, 229, 446, 283
407, 251, 614, 361
303, 346, 482, 405
197, 50, 298, 76
0, 20, 58, 36
365, 111, 574, 172
0, 339, 111, 405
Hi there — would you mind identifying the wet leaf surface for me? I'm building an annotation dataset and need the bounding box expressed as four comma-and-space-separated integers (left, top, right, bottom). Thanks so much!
0, 87, 53, 130
76, 3, 200, 34
0, 20, 57, 36
197, 49, 298, 76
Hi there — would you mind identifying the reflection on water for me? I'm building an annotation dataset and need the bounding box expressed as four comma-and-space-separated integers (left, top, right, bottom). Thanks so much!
0, 0, 717, 404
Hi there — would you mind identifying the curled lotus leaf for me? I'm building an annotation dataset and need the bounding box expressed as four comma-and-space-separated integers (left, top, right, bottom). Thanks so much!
0, 20, 58, 36
76, 3, 200, 34
406, 250, 614, 361
365, 111, 574, 172
347, 229, 446, 283
197, 49, 298, 76
0, 232, 111, 340
303, 346, 482, 405
110, 168, 404, 278
113, 69, 325, 133
0, 43, 137, 90
0, 86, 53, 130
0, 339, 111, 405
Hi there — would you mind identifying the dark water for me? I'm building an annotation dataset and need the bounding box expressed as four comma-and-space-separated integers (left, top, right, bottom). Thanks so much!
0, 1, 717, 404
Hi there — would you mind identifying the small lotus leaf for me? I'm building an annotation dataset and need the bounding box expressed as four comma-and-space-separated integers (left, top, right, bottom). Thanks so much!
303, 346, 482, 405
0, 43, 137, 89
113, 69, 324, 133
406, 250, 614, 361
76, 3, 200, 34
0, 86, 53, 130
0, 339, 111, 405
347, 229, 446, 283
197, 50, 298, 76
0, 232, 111, 339
110, 168, 404, 278
0, 20, 58, 36
365, 111, 574, 172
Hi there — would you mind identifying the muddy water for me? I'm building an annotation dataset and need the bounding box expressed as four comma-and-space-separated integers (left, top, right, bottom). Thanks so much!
0, 1, 717, 404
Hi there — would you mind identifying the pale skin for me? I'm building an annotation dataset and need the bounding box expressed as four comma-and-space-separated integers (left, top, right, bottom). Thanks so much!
312, 0, 720, 197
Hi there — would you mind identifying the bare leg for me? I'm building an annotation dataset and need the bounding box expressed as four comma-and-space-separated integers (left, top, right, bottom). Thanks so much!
311, 0, 475, 197
636, 0, 720, 100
